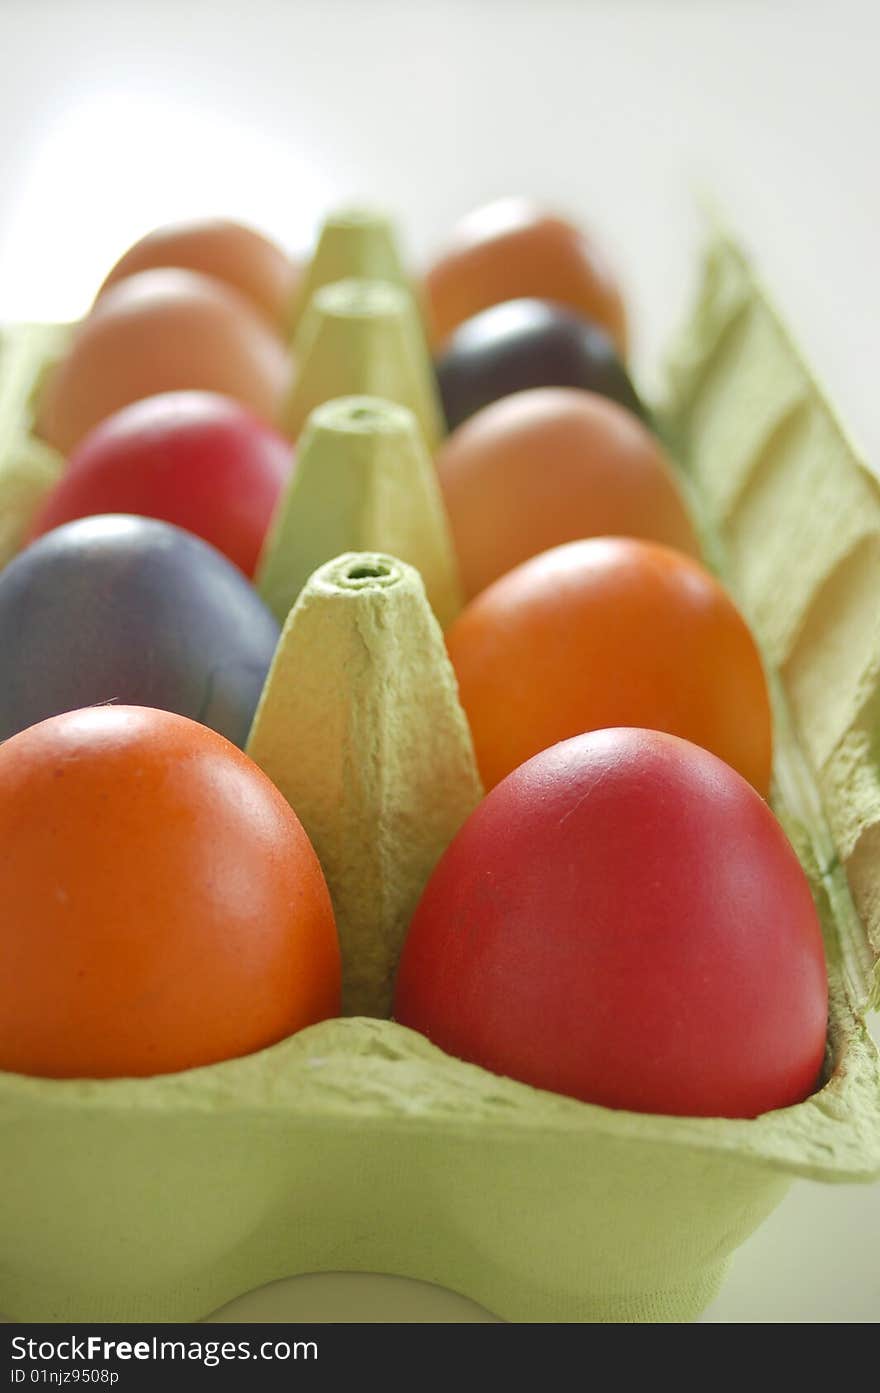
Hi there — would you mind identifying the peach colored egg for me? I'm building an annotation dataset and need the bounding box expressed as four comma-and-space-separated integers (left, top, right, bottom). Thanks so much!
38, 269, 290, 455
437, 387, 700, 599
97, 218, 298, 330
425, 199, 628, 354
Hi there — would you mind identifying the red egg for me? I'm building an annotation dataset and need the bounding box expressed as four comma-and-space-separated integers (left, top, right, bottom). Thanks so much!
395, 728, 828, 1119
29, 392, 293, 577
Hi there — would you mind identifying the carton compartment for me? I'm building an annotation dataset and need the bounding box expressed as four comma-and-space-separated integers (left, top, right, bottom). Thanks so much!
0, 227, 878, 1324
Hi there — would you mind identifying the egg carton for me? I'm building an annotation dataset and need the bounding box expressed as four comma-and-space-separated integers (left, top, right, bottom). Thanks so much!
0, 218, 878, 1325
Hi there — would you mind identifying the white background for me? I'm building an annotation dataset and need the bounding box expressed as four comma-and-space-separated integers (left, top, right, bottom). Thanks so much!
0, 0, 878, 1322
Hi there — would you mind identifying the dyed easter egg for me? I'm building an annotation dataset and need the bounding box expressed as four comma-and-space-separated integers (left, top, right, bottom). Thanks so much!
0, 515, 280, 747
436, 299, 646, 432
446, 537, 772, 795
437, 387, 699, 598
0, 704, 340, 1078
38, 269, 290, 454
395, 728, 827, 1119
425, 199, 628, 353
29, 391, 294, 578
97, 217, 297, 329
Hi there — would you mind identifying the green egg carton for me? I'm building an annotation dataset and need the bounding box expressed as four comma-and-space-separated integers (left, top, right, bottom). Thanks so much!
0, 224, 879, 1325
0, 321, 68, 566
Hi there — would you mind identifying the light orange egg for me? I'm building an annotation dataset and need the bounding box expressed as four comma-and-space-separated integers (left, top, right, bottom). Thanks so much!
38, 269, 291, 455
97, 218, 298, 330
425, 199, 628, 353
437, 387, 701, 599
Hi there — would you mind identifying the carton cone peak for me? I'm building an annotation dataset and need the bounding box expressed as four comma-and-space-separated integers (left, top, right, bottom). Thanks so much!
290, 206, 414, 335
282, 275, 444, 449
309, 549, 408, 596
308, 394, 412, 437
258, 394, 462, 628
247, 550, 483, 1016
321, 206, 392, 230
311, 276, 407, 321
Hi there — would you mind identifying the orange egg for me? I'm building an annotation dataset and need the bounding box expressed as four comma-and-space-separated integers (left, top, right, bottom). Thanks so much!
437, 387, 701, 598
0, 705, 341, 1079
446, 537, 772, 796
425, 199, 628, 353
38, 269, 290, 455
96, 217, 298, 330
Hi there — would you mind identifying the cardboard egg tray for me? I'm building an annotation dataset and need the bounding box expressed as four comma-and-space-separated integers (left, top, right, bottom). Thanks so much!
0, 216, 878, 1325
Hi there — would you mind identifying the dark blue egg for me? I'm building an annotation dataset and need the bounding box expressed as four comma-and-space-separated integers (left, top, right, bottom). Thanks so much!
0, 515, 280, 747
435, 297, 649, 432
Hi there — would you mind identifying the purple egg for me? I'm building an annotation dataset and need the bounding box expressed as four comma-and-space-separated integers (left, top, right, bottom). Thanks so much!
0, 514, 280, 747
435, 297, 648, 431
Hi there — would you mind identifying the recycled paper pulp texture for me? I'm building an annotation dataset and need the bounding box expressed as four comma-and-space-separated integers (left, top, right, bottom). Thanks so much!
282, 278, 444, 451
290, 208, 419, 333
248, 551, 481, 1016
664, 233, 880, 1013
0, 234, 878, 1324
256, 397, 463, 629
0, 323, 66, 565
